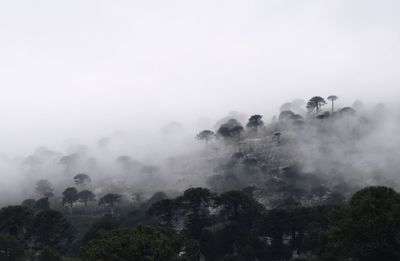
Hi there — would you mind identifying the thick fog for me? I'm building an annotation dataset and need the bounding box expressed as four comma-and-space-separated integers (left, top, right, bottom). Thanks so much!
0, 1, 400, 204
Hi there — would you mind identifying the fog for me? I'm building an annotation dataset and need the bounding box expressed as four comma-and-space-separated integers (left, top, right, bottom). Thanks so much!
0, 1, 400, 204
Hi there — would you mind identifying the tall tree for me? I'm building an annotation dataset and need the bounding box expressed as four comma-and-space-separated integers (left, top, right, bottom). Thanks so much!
35, 179, 54, 198
62, 187, 78, 214
327, 95, 338, 114
99, 194, 122, 216
231, 125, 244, 141
217, 119, 244, 142
78, 190, 96, 208
196, 130, 215, 144
73, 173, 91, 187
306, 96, 326, 114
246, 115, 264, 132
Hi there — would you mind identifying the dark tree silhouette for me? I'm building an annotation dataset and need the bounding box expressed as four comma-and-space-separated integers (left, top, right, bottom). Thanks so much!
99, 193, 122, 216
231, 125, 244, 141
306, 96, 326, 114
217, 119, 243, 141
73, 173, 91, 187
196, 130, 215, 144
62, 187, 78, 214
78, 190, 96, 208
327, 95, 338, 114
35, 179, 54, 198
246, 115, 264, 132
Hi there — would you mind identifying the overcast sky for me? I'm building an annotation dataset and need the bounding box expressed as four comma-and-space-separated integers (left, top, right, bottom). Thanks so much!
0, 0, 399, 155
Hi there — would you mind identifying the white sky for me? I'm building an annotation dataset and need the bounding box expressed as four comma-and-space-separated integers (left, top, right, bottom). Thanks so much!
0, 0, 400, 154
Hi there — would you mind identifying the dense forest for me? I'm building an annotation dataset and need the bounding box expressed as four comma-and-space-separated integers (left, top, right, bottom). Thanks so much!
1, 96, 400, 261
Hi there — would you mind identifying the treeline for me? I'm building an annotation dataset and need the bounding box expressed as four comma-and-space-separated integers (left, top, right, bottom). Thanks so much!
0, 95, 397, 260
1, 185, 400, 260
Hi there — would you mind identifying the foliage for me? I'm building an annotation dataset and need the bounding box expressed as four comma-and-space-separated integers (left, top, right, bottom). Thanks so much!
0, 235, 25, 261
246, 114, 264, 130
306, 96, 326, 114
73, 173, 91, 187
196, 130, 215, 143
217, 119, 244, 141
78, 190, 96, 207
0, 206, 33, 240
62, 187, 79, 208
320, 186, 400, 261
80, 225, 188, 261
28, 210, 74, 252
98, 193, 122, 207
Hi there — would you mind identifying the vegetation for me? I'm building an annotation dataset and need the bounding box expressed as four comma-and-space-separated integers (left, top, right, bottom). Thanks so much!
0, 96, 398, 260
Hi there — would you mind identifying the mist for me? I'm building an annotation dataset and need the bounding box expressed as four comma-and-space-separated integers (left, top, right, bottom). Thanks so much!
0, 0, 399, 202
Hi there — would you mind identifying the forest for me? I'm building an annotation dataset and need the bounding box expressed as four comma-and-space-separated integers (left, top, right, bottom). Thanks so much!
1, 96, 400, 261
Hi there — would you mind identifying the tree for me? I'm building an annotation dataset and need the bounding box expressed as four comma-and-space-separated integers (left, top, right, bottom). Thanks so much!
99, 194, 122, 216
0, 206, 33, 240
78, 190, 96, 208
0, 235, 25, 261
80, 225, 191, 261
217, 119, 244, 141
35, 179, 54, 198
327, 95, 338, 114
321, 186, 400, 261
73, 173, 91, 187
231, 125, 244, 141
34, 197, 50, 211
196, 130, 215, 144
246, 115, 264, 132
177, 188, 215, 239
62, 187, 78, 213
21, 199, 36, 210
147, 199, 176, 226
306, 96, 326, 114
81, 220, 118, 246
28, 210, 74, 253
